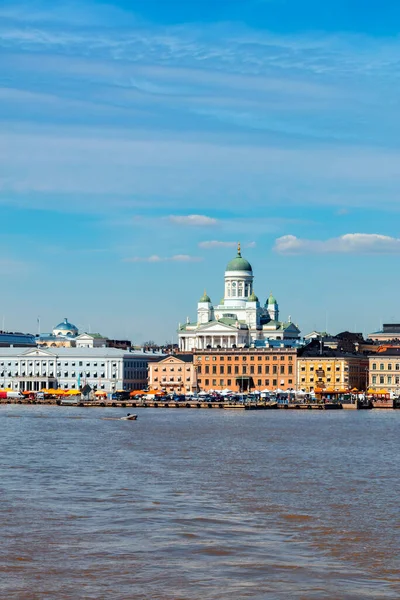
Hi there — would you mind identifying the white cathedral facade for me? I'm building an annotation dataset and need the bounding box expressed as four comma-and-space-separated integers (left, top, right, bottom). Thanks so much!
178, 244, 300, 351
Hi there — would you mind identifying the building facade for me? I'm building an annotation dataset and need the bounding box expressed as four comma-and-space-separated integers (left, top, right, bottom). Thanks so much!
297, 348, 369, 393
194, 347, 297, 392
369, 349, 400, 395
0, 347, 164, 395
149, 354, 196, 394
178, 244, 300, 351
368, 324, 400, 343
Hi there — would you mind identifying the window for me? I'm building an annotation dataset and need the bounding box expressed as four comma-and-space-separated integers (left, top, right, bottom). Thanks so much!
372, 363, 377, 370
372, 375, 376, 384
388, 363, 392, 371
205, 379, 209, 385
273, 366, 277, 374
396, 364, 400, 371
258, 366, 262, 374
380, 364, 384, 370
273, 379, 277, 386
234, 366, 239, 374
265, 379, 270, 386
388, 375, 392, 384
242, 366, 247, 374
288, 366, 293, 374
212, 366, 217, 374
380, 375, 384, 384
227, 366, 231, 374
257, 379, 262, 386
265, 366, 270, 374
212, 379, 217, 386
79, 361, 83, 367
250, 356, 254, 361
280, 366, 285, 374
227, 379, 231, 385
220, 366, 224, 374
250, 366, 254, 374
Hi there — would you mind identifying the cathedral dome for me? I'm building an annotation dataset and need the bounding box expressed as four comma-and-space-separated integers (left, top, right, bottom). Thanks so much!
226, 244, 252, 272
267, 294, 277, 305
248, 291, 259, 302
199, 291, 211, 303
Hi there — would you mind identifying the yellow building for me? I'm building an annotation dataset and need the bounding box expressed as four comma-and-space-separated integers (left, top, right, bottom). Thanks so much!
369, 349, 400, 395
297, 347, 368, 394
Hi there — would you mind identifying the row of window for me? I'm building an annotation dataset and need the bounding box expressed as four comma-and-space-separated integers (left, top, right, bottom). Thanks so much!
301, 366, 342, 372
197, 379, 293, 387
154, 367, 191, 372
371, 363, 400, 371
154, 377, 191, 382
198, 355, 293, 362
371, 375, 400, 385
301, 377, 342, 383
198, 365, 293, 375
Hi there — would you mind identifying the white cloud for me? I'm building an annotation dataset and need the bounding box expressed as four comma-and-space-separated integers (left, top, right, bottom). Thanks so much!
168, 215, 218, 227
199, 240, 236, 249
199, 240, 256, 249
274, 233, 400, 255
124, 254, 202, 263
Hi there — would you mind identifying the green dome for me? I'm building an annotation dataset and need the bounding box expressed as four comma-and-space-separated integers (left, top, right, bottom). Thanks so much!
226, 243, 252, 272
248, 291, 258, 302
267, 293, 277, 305
199, 291, 211, 303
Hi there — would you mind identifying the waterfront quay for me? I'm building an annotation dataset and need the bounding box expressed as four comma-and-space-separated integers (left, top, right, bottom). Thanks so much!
1, 398, 397, 410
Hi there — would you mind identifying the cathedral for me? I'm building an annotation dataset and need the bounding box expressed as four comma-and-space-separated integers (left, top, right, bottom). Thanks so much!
178, 244, 300, 351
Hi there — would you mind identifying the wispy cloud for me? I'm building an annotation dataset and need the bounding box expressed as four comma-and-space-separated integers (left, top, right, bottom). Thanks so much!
274, 233, 400, 255
168, 215, 218, 227
199, 240, 256, 249
124, 254, 202, 263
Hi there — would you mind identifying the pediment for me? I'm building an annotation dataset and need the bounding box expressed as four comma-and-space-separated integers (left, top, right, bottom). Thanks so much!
198, 321, 238, 332
22, 348, 55, 357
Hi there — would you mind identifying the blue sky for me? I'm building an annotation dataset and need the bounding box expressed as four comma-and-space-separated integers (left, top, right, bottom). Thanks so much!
1, 0, 400, 342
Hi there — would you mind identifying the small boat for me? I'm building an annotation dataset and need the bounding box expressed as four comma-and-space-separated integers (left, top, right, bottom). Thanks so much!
120, 414, 138, 421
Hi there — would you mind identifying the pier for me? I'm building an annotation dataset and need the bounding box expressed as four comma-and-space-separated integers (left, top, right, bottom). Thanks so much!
0, 398, 387, 410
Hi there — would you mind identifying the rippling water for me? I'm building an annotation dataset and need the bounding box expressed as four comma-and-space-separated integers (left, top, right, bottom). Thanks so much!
1, 406, 399, 599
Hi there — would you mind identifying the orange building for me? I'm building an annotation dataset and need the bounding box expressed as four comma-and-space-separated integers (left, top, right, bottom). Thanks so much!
148, 354, 197, 394
194, 348, 297, 392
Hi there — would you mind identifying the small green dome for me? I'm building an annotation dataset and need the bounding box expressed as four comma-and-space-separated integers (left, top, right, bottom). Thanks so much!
220, 298, 225, 305
248, 291, 258, 302
267, 293, 277, 305
226, 243, 252, 272
199, 291, 211, 303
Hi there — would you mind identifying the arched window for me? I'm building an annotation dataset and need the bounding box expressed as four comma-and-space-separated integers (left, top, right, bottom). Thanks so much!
232, 282, 237, 297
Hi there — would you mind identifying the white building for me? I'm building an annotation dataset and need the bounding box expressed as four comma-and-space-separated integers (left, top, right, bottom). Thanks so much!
0, 347, 164, 395
179, 244, 300, 351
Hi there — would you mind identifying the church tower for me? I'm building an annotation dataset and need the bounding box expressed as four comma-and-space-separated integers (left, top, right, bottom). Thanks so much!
223, 243, 254, 308
197, 291, 214, 324
266, 294, 279, 321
